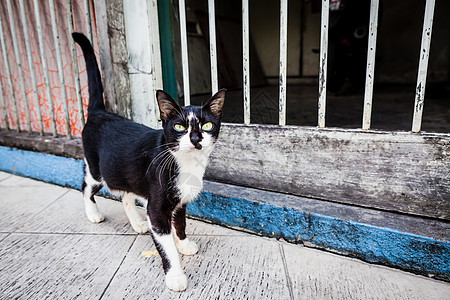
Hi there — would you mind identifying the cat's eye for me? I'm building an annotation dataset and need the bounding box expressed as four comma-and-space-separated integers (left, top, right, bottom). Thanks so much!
174, 124, 186, 132
202, 122, 213, 131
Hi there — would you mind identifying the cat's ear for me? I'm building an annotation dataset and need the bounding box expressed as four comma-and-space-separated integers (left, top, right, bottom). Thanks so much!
156, 90, 182, 121
203, 89, 226, 119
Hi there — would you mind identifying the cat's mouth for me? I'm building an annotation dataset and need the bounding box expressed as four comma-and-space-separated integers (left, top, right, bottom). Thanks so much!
178, 144, 204, 152
193, 143, 202, 150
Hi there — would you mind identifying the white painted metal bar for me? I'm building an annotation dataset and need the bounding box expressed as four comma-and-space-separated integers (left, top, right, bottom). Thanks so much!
49, 0, 72, 138
242, 0, 250, 125
7, 0, 32, 133
83, 0, 93, 42
66, 0, 85, 127
362, 0, 380, 130
34, 0, 57, 137
278, 0, 288, 126
0, 71, 10, 131
19, 0, 44, 135
318, 0, 329, 128
0, 8, 20, 132
179, 0, 190, 106
208, 0, 218, 94
412, 0, 436, 133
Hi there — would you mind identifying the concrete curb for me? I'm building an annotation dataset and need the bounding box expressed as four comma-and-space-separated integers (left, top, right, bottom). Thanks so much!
1, 146, 449, 281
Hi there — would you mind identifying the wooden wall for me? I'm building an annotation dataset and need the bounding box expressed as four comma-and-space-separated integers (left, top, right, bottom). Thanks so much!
207, 125, 450, 220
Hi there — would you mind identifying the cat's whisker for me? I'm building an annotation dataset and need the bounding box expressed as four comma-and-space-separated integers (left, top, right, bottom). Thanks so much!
157, 152, 176, 187
146, 148, 174, 175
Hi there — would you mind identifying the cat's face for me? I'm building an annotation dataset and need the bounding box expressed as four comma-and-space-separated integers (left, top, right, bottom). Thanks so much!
156, 90, 226, 154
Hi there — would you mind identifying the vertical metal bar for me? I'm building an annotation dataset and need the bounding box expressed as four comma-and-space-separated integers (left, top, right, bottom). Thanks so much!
178, 0, 190, 106
83, 0, 93, 42
208, 0, 218, 94
0, 72, 10, 131
318, 0, 329, 128
279, 0, 288, 126
34, 0, 57, 137
0, 11, 20, 132
412, 0, 436, 133
7, 0, 32, 133
19, 0, 44, 135
242, 0, 250, 125
362, 0, 379, 130
66, 0, 85, 128
49, 0, 72, 138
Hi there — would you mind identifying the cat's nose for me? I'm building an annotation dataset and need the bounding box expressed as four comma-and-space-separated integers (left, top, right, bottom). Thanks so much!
190, 134, 202, 149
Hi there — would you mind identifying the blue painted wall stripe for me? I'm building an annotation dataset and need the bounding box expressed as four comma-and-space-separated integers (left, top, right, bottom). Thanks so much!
1, 146, 449, 280
0, 146, 84, 189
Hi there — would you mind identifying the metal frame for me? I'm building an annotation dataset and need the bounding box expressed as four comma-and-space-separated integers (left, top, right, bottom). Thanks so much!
412, 0, 436, 133
362, 0, 380, 130
33, 0, 57, 137
242, 0, 250, 125
49, 0, 72, 138
278, 0, 288, 126
0, 11, 20, 132
6, 0, 31, 133
208, 0, 219, 95
318, 0, 329, 128
179, 0, 190, 106
0, 0, 441, 136
19, 0, 44, 135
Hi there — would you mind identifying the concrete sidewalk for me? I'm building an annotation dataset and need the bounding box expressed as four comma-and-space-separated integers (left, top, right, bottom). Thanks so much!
0, 172, 448, 300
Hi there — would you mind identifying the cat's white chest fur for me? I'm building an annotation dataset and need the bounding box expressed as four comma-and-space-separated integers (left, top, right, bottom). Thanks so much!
172, 150, 210, 204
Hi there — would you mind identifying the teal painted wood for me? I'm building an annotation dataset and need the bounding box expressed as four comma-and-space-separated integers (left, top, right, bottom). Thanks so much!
187, 192, 450, 281
0, 146, 448, 281
157, 0, 178, 101
0, 146, 84, 189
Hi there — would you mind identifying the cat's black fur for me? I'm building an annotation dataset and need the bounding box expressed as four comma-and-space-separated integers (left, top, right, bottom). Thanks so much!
72, 32, 226, 291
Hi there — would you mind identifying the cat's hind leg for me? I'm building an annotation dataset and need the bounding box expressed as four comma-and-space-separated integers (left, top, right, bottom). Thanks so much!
82, 160, 105, 223
122, 193, 149, 233
172, 204, 199, 256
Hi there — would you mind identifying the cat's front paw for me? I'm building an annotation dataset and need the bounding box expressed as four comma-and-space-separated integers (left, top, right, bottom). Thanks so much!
86, 211, 105, 223
165, 271, 188, 292
176, 238, 199, 256
131, 220, 149, 234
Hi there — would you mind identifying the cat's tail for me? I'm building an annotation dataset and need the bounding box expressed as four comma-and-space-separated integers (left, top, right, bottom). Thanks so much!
72, 32, 105, 112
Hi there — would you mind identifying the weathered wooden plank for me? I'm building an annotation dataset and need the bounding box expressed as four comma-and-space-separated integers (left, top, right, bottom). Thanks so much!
283, 243, 450, 300
362, 0, 379, 130
33, 0, 57, 137
412, 0, 436, 133
19, 0, 44, 135
0, 11, 20, 132
102, 234, 291, 299
49, 0, 71, 138
2, 125, 449, 221
207, 125, 450, 220
201, 181, 450, 242
0, 132, 84, 159
66, 0, 85, 128
179, 0, 190, 106
123, 0, 163, 128
94, 0, 132, 118
0, 176, 67, 231
19, 190, 137, 235
208, 0, 218, 94
278, 0, 288, 126
318, 0, 330, 128
0, 171, 12, 181
0, 233, 134, 299
6, 0, 32, 133
242, 0, 251, 125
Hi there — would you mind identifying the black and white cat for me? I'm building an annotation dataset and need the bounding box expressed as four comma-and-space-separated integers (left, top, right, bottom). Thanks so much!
72, 33, 226, 292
